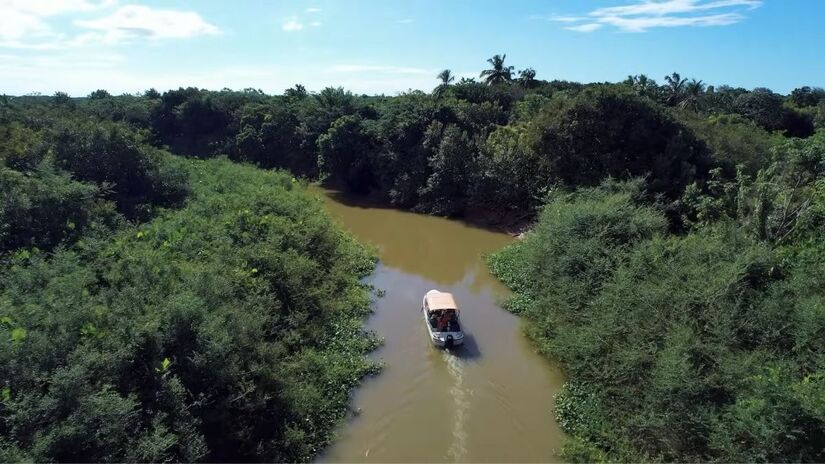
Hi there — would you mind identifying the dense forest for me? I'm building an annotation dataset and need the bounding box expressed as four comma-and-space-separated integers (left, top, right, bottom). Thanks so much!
2, 53, 825, 461
1, 97, 379, 461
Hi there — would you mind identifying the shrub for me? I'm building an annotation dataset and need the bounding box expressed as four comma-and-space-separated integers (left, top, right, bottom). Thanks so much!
529, 86, 714, 199
0, 158, 378, 462
50, 121, 189, 218
490, 179, 825, 462
0, 166, 103, 253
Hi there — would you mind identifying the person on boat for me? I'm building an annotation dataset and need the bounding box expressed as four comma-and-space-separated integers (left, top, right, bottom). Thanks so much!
437, 311, 450, 332
448, 312, 459, 332
429, 312, 439, 329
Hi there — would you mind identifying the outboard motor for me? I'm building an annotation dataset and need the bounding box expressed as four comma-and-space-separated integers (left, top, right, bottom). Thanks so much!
445, 334, 454, 349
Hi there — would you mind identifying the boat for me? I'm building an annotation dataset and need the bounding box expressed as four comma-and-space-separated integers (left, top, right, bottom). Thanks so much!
422, 289, 465, 348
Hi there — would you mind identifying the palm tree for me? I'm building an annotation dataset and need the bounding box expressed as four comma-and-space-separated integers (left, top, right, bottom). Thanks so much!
480, 54, 514, 85
437, 69, 455, 86
680, 79, 705, 111
433, 69, 455, 98
627, 74, 658, 98
517, 68, 537, 88
664, 72, 688, 106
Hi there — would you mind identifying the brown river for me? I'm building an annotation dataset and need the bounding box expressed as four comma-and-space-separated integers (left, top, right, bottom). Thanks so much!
313, 188, 566, 463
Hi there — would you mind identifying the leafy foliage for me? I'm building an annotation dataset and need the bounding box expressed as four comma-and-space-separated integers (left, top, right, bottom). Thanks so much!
127, 66, 819, 225
51, 120, 190, 218
490, 132, 825, 461
0, 158, 378, 462
529, 86, 714, 199
1, 98, 378, 461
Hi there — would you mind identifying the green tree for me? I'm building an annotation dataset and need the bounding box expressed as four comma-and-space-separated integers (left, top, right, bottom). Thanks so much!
663, 72, 688, 106
679, 79, 705, 111
317, 115, 379, 192
285, 84, 308, 99
418, 123, 478, 215
0, 158, 378, 462
51, 120, 189, 217
478, 124, 550, 212
734, 88, 785, 131
530, 86, 713, 199
433, 69, 455, 98
88, 89, 112, 100
816, 100, 825, 129
516, 68, 538, 88
480, 54, 514, 86
790, 86, 825, 108
51, 91, 74, 109
0, 166, 103, 253
489, 177, 825, 462
626, 74, 659, 99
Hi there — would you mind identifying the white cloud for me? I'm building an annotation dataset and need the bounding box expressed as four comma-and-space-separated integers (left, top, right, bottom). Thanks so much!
591, 0, 761, 17
75, 5, 219, 42
397, 18, 415, 24
565, 23, 603, 32
548, 16, 587, 23
546, 0, 762, 33
0, 10, 51, 43
282, 18, 304, 31
597, 12, 744, 31
310, 21, 322, 27
0, 0, 114, 47
0, 1, 218, 48
0, 0, 115, 17
306, 7, 322, 13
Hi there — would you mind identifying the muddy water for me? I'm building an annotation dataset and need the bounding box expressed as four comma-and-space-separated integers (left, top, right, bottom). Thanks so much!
314, 188, 566, 463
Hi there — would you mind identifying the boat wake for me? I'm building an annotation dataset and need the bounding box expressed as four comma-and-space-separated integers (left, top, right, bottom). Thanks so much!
445, 351, 471, 462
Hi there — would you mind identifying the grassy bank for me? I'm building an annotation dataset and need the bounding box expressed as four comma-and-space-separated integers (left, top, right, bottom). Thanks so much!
1, 156, 379, 462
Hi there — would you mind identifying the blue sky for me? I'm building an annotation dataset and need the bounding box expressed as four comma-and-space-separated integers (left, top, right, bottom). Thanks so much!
1, 0, 822, 96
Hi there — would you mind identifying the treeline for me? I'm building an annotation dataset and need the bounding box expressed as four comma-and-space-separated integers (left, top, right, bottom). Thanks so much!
1, 98, 379, 461
141, 73, 822, 222
8, 58, 822, 225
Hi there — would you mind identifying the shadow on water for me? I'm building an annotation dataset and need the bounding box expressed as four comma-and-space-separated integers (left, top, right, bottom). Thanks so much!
323, 188, 398, 211
313, 186, 514, 286
445, 333, 481, 361
320, 186, 522, 235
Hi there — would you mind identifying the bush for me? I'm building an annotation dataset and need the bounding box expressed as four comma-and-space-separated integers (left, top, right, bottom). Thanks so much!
0, 166, 104, 253
529, 86, 714, 199
0, 158, 379, 462
816, 102, 825, 129
50, 120, 189, 218
490, 179, 825, 462
476, 124, 551, 213
674, 112, 780, 175
317, 115, 379, 193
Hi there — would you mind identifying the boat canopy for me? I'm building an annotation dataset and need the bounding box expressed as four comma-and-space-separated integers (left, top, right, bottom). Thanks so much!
425, 292, 458, 311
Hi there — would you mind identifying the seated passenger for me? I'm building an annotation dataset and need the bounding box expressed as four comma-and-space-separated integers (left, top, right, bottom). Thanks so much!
437, 313, 449, 332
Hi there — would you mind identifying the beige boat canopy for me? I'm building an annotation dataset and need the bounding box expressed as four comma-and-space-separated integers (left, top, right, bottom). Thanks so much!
425, 292, 459, 311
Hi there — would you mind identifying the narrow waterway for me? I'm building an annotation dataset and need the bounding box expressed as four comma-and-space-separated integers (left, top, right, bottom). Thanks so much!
314, 187, 566, 463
